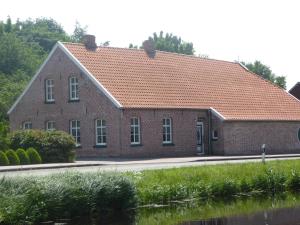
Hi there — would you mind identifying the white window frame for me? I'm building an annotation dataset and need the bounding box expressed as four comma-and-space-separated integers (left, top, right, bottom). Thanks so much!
95, 119, 107, 146
212, 130, 218, 140
45, 79, 55, 102
163, 118, 172, 144
23, 121, 32, 130
46, 121, 56, 131
70, 120, 80, 146
69, 76, 79, 101
130, 117, 141, 145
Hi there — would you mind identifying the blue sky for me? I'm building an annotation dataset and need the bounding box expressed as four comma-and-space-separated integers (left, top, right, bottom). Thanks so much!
1, 0, 299, 89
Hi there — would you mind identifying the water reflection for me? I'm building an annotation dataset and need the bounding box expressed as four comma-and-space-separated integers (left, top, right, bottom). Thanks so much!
180, 206, 300, 225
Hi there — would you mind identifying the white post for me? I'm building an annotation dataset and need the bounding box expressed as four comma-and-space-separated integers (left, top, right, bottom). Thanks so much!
261, 144, 266, 164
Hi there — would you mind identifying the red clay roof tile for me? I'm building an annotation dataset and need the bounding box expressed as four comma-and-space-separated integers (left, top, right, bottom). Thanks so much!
63, 43, 300, 121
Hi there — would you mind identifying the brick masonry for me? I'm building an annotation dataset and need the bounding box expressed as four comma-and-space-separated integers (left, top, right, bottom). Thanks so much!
9, 47, 300, 157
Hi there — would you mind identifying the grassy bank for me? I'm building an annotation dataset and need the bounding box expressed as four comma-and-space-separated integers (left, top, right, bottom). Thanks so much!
0, 172, 137, 225
131, 159, 300, 205
2, 159, 300, 224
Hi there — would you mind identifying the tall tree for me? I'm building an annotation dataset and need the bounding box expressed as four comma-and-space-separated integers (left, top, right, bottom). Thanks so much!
71, 21, 88, 43
242, 61, 286, 89
131, 31, 195, 55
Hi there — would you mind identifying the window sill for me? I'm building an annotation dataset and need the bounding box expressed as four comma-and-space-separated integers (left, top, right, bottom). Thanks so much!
94, 144, 107, 148
75, 145, 82, 149
45, 101, 55, 104
212, 138, 218, 142
68, 99, 80, 103
162, 142, 174, 146
130, 143, 143, 147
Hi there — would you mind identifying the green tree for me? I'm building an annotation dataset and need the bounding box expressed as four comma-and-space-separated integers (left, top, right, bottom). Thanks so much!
4, 16, 12, 33
147, 31, 195, 55
71, 21, 88, 43
242, 61, 286, 89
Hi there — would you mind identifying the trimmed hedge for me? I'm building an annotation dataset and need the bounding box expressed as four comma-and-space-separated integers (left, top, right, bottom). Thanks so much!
10, 130, 76, 163
27, 147, 42, 164
16, 148, 30, 165
5, 149, 20, 165
0, 150, 9, 166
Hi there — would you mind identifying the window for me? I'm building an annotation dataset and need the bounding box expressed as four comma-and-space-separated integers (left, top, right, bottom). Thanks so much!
70, 120, 80, 146
130, 117, 140, 144
69, 77, 79, 101
45, 79, 54, 102
46, 121, 56, 131
95, 119, 107, 146
23, 121, 32, 130
212, 130, 218, 140
298, 128, 300, 141
163, 118, 172, 144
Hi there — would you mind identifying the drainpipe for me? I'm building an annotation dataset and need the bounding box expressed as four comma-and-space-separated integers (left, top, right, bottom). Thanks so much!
208, 109, 212, 155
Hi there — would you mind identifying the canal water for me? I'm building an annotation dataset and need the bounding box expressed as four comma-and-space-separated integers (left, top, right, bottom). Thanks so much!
49, 194, 300, 225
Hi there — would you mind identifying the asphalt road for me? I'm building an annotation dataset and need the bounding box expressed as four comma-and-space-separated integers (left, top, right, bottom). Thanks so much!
1, 157, 300, 177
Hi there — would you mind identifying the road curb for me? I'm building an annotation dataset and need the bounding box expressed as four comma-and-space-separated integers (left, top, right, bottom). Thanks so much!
1, 154, 300, 173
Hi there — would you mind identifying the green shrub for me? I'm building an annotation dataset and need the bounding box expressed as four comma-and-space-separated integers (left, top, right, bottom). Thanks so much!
9, 130, 75, 163
288, 170, 300, 191
5, 149, 20, 165
27, 147, 42, 164
0, 150, 9, 166
16, 148, 30, 165
0, 122, 9, 151
0, 172, 137, 224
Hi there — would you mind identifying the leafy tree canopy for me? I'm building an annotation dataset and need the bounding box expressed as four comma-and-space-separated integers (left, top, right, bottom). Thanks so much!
241, 60, 286, 89
130, 31, 195, 55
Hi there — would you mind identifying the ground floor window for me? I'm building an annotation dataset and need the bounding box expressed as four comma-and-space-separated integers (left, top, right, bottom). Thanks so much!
70, 120, 80, 146
130, 117, 140, 144
46, 121, 56, 131
23, 121, 32, 130
298, 128, 300, 141
163, 118, 172, 143
95, 119, 107, 146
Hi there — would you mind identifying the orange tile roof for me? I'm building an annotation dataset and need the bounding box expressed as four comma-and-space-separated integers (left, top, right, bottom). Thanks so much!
63, 43, 300, 121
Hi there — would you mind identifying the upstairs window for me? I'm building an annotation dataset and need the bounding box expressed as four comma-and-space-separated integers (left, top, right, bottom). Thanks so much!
95, 119, 107, 146
45, 79, 54, 102
163, 118, 172, 144
69, 77, 79, 101
130, 117, 140, 145
70, 120, 80, 146
46, 121, 56, 131
23, 121, 32, 130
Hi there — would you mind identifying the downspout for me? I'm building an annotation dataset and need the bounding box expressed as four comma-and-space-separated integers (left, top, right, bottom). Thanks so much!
208, 109, 213, 155
118, 108, 124, 156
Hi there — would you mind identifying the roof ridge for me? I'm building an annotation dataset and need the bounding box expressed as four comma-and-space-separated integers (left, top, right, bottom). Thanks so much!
61, 41, 237, 65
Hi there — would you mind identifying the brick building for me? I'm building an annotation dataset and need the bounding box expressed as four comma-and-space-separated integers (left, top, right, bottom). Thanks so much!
290, 82, 300, 100
8, 36, 300, 157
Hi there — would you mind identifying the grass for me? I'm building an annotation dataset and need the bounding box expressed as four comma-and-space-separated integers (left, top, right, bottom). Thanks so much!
2, 159, 300, 224
0, 172, 137, 225
129, 159, 300, 205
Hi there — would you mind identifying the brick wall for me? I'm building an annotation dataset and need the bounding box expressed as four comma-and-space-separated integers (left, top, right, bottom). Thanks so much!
222, 121, 300, 155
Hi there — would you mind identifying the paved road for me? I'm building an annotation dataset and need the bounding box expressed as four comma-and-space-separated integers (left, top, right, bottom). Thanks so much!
1, 157, 300, 177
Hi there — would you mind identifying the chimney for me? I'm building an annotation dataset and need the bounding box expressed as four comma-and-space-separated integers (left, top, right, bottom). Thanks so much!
82, 35, 97, 50
143, 40, 156, 58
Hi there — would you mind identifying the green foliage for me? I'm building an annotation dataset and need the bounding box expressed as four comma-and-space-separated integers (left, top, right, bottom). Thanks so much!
133, 31, 195, 55
10, 130, 75, 163
241, 60, 287, 89
0, 172, 137, 224
26, 147, 42, 164
0, 150, 9, 166
131, 160, 300, 205
71, 21, 87, 43
5, 149, 20, 165
0, 122, 9, 150
16, 148, 30, 165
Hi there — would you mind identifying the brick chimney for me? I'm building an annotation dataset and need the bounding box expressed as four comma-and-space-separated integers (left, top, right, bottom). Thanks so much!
82, 35, 97, 50
143, 40, 156, 58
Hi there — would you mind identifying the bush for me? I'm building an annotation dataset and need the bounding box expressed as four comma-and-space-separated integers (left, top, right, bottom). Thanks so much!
27, 147, 42, 164
0, 172, 137, 224
5, 149, 20, 165
16, 148, 30, 165
0, 122, 9, 151
10, 130, 76, 163
0, 150, 9, 166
